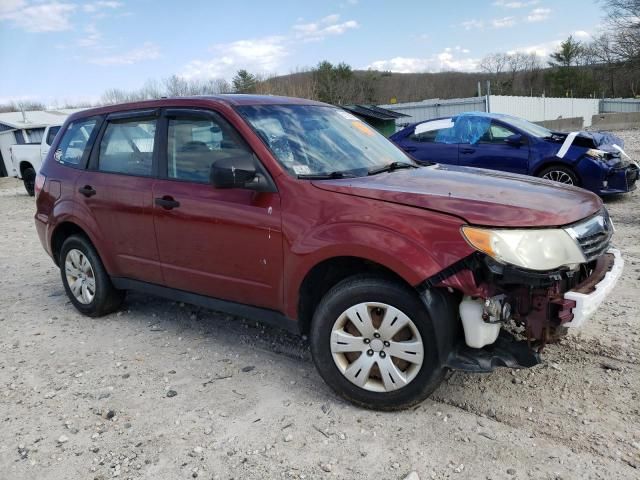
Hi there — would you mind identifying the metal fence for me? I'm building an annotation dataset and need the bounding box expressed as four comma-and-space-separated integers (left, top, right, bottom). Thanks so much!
379, 97, 486, 128
600, 98, 640, 113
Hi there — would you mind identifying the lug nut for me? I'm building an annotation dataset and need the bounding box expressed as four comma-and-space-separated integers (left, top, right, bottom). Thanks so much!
379, 351, 386, 358
383, 341, 390, 347
363, 338, 370, 344
367, 349, 374, 356
373, 332, 380, 338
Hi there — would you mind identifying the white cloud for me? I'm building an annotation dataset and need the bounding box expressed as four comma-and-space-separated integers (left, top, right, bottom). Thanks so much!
573, 30, 592, 40
182, 36, 288, 79
492, 16, 517, 28
293, 14, 358, 41
78, 24, 102, 47
367, 48, 479, 73
508, 39, 561, 57
493, 0, 539, 8
0, 1, 76, 32
526, 7, 551, 22
461, 19, 484, 30
83, 1, 123, 12
89, 42, 160, 65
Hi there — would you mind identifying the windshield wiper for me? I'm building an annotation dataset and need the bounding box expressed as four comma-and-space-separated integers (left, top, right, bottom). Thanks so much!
368, 161, 418, 176
297, 171, 358, 180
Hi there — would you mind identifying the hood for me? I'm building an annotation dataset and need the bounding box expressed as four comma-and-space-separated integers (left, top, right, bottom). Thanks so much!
312, 164, 602, 227
548, 130, 624, 152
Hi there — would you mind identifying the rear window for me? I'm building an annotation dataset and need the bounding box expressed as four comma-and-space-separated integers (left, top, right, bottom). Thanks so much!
98, 118, 156, 177
54, 118, 98, 166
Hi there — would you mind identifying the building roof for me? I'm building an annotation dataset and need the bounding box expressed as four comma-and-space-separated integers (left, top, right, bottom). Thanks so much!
342, 105, 410, 121
0, 108, 84, 130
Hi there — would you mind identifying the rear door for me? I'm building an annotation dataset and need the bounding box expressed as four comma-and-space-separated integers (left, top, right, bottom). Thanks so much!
75, 110, 163, 284
457, 119, 530, 174
151, 108, 283, 310
394, 118, 459, 164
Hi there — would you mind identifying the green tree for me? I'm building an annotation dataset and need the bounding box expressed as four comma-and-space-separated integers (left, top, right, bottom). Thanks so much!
547, 36, 586, 96
312, 61, 355, 104
232, 70, 257, 93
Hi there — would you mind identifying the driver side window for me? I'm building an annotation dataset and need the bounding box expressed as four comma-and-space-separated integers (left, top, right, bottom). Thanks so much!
167, 113, 252, 183
487, 123, 516, 143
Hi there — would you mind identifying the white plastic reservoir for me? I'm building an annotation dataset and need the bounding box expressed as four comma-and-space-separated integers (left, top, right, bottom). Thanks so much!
459, 296, 501, 348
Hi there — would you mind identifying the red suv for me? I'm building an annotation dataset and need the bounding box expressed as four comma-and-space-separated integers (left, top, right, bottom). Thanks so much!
35, 96, 623, 410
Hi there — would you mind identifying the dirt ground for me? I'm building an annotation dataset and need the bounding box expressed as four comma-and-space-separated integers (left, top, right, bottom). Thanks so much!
1, 131, 639, 480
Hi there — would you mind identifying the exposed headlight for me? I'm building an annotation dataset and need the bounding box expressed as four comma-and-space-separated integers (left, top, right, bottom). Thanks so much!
461, 226, 586, 271
585, 148, 607, 160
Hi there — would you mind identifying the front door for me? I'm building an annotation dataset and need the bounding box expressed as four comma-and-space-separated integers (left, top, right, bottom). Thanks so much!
76, 111, 163, 284
457, 119, 530, 174
152, 108, 283, 311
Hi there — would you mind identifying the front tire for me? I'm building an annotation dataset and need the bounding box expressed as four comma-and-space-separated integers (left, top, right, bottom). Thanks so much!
538, 165, 579, 186
23, 167, 36, 196
310, 275, 445, 410
59, 235, 124, 317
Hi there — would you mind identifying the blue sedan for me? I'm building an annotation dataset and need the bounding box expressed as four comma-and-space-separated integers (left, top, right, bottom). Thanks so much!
390, 112, 639, 196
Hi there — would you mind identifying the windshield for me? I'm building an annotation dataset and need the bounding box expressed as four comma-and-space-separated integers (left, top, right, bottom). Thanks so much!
501, 115, 552, 138
236, 105, 413, 177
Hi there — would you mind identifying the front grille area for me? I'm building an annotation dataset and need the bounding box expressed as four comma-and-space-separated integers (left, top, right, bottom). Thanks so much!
567, 210, 613, 263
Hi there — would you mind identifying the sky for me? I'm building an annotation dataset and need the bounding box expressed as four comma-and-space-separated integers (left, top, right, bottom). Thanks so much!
0, 0, 605, 105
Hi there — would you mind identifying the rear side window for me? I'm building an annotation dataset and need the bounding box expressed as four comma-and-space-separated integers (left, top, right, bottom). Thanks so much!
167, 114, 250, 183
98, 118, 156, 176
54, 118, 98, 166
409, 119, 456, 144
46, 126, 61, 146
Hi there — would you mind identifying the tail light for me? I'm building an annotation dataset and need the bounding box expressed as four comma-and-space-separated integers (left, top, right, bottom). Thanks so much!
34, 173, 46, 199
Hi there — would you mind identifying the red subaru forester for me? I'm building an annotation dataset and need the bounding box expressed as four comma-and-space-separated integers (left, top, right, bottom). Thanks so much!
35, 95, 623, 410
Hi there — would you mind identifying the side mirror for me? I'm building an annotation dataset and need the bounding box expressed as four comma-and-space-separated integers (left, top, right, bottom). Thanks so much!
504, 133, 523, 146
210, 154, 274, 192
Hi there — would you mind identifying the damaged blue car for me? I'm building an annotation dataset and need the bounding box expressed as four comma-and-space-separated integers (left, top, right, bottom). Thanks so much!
390, 112, 639, 195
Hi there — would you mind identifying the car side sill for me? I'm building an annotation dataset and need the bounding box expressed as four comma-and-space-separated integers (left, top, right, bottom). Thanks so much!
110, 277, 299, 334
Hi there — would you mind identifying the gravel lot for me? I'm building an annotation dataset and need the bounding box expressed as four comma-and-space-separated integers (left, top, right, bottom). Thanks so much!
1, 131, 639, 480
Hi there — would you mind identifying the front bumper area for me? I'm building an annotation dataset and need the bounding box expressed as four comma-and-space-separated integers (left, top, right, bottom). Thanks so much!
563, 248, 624, 327
597, 163, 639, 195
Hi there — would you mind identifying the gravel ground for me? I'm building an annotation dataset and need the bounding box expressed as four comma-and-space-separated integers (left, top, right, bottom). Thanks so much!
1, 131, 639, 480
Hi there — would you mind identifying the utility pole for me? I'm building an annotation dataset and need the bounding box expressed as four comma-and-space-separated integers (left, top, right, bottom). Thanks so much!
485, 80, 491, 113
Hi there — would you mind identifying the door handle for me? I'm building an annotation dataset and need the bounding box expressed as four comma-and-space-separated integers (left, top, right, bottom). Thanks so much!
155, 196, 180, 210
460, 147, 475, 154
404, 146, 417, 152
78, 185, 96, 197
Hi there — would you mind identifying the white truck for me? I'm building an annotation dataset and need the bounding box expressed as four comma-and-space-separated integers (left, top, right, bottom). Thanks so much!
10, 125, 61, 196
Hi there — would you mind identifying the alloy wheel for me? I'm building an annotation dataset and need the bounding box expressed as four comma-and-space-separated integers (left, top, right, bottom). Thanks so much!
542, 170, 574, 185
64, 248, 96, 305
330, 302, 424, 393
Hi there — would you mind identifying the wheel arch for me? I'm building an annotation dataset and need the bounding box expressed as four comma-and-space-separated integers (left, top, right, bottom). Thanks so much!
51, 221, 96, 267
19, 161, 34, 176
533, 161, 582, 184
296, 256, 415, 336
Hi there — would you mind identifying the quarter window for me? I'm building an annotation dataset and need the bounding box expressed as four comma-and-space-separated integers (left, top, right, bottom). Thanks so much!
167, 114, 251, 183
54, 118, 98, 166
98, 118, 156, 176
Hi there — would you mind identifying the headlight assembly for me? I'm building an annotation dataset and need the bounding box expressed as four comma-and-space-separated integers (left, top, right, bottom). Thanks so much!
585, 148, 607, 160
461, 226, 586, 271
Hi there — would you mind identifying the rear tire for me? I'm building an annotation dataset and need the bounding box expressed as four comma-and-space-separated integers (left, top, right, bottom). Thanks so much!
59, 235, 125, 317
310, 275, 446, 410
538, 165, 579, 186
23, 167, 36, 196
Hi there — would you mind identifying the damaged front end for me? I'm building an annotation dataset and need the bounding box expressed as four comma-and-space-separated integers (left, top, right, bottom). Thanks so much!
421, 210, 624, 373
